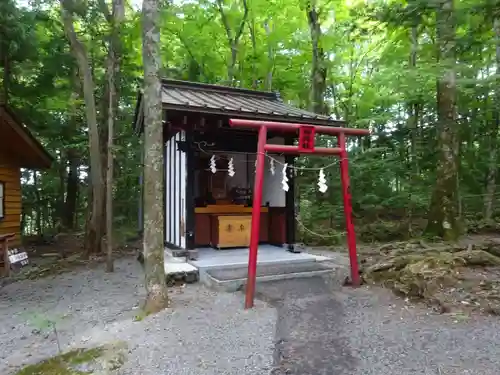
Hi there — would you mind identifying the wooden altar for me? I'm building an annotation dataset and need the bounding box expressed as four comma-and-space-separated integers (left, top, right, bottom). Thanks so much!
193, 154, 271, 249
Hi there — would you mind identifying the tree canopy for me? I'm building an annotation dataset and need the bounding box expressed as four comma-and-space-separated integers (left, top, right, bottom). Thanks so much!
1, 0, 499, 247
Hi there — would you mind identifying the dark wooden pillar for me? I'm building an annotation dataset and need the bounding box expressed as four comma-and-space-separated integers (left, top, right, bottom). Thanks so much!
285, 136, 299, 253
185, 126, 197, 259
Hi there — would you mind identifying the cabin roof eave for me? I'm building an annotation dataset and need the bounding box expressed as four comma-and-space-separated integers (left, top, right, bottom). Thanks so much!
0, 105, 53, 169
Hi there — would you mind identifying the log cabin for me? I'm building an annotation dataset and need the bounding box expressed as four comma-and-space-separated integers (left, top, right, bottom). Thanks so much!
133, 79, 345, 258
0, 105, 53, 246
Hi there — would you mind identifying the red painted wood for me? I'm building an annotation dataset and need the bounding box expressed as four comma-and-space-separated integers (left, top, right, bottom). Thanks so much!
229, 118, 370, 136
228, 118, 369, 309
298, 125, 316, 152
339, 133, 360, 286
245, 125, 267, 309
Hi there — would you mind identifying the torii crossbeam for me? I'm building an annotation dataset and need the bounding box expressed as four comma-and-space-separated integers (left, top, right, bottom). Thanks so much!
229, 118, 370, 309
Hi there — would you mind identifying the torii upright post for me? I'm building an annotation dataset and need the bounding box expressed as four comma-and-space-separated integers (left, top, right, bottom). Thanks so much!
229, 119, 370, 309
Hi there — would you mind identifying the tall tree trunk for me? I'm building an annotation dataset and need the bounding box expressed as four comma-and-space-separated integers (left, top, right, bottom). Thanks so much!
483, 17, 500, 220
60, 0, 105, 256
142, 0, 169, 313
58, 153, 67, 231
33, 171, 42, 235
425, 0, 460, 240
306, 0, 327, 114
216, 0, 248, 85
406, 22, 420, 235
408, 25, 420, 177
248, 14, 258, 89
105, 63, 115, 272
99, 0, 125, 272
64, 149, 79, 229
63, 79, 80, 231
0, 54, 10, 104
263, 18, 274, 91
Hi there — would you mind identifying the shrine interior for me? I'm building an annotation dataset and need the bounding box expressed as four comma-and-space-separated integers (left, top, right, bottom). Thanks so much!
191, 128, 289, 250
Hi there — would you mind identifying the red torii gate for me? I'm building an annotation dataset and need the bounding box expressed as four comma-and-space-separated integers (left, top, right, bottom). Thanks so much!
229, 118, 370, 309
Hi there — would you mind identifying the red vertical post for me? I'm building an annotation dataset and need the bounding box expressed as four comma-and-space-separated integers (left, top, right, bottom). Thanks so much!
338, 132, 360, 286
245, 125, 268, 309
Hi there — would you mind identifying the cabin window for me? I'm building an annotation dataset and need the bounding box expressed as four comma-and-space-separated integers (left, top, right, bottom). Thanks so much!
0, 181, 3, 219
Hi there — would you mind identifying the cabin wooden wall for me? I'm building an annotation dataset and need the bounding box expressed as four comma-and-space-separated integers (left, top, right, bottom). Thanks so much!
0, 165, 21, 246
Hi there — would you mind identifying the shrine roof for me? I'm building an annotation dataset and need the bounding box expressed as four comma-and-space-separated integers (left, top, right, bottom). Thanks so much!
133, 79, 344, 133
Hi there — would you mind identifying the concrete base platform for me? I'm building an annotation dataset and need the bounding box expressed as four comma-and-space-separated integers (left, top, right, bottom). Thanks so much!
162, 245, 338, 290
191, 244, 325, 270
200, 261, 336, 292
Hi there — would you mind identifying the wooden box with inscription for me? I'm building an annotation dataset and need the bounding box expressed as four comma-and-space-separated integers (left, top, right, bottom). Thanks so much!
210, 214, 252, 249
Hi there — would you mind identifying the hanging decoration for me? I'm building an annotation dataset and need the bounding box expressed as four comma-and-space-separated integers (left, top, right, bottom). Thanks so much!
209, 155, 217, 173
228, 158, 235, 177
317, 168, 328, 193
254, 159, 257, 172
281, 163, 289, 192
269, 158, 275, 175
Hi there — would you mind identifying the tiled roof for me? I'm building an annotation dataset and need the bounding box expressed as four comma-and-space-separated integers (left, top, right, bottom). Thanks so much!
134, 79, 344, 132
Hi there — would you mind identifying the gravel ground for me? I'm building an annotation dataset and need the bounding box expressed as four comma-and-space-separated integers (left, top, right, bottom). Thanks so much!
0, 257, 276, 375
2, 253, 500, 375
258, 271, 500, 375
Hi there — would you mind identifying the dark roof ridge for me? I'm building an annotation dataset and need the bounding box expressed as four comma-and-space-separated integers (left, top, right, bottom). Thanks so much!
160, 79, 279, 100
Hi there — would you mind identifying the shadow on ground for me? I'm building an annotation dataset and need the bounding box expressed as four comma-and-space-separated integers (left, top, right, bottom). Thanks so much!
256, 276, 357, 375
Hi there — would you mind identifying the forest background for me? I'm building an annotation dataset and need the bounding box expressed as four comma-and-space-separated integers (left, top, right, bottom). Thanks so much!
1, 0, 495, 254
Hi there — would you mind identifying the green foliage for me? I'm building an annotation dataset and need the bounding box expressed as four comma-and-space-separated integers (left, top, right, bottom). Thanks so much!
2, 0, 500, 245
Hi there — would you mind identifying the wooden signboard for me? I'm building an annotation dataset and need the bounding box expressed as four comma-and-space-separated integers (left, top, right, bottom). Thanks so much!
1, 233, 29, 277
8, 248, 29, 270
298, 125, 316, 152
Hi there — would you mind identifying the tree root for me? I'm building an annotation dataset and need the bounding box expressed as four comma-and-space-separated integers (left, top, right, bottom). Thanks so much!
362, 238, 500, 315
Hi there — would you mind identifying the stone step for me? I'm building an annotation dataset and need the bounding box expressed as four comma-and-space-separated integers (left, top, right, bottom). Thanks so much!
164, 260, 199, 286
200, 261, 335, 292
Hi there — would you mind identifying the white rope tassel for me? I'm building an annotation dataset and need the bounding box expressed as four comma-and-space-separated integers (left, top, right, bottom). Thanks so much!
269, 158, 275, 175
254, 159, 257, 172
282, 163, 289, 192
209, 155, 217, 173
318, 168, 328, 193
228, 157, 235, 177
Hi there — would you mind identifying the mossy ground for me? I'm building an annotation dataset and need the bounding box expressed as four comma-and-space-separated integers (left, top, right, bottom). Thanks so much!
361, 238, 500, 315
14, 341, 128, 375
15, 347, 104, 375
